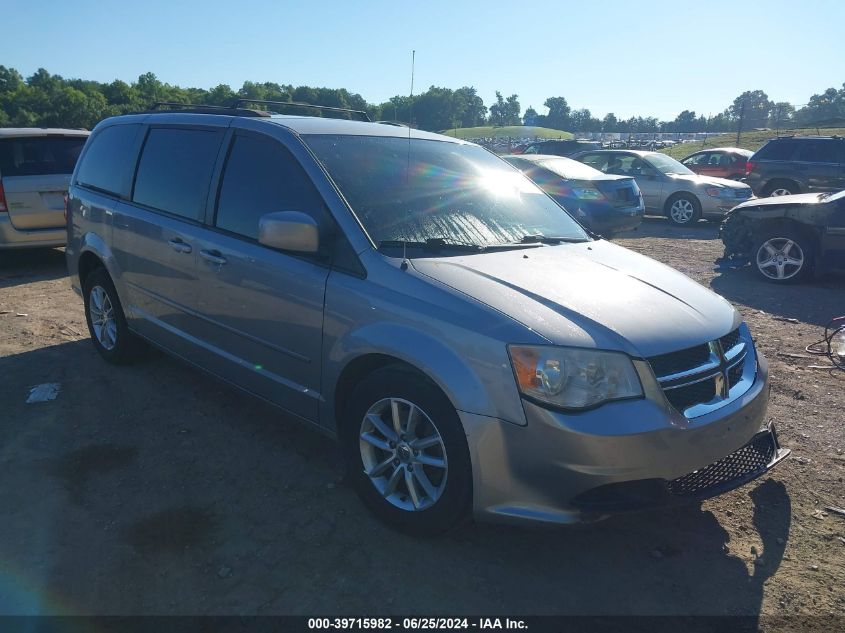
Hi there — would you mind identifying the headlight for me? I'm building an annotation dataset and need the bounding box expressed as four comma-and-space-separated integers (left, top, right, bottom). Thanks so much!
508, 345, 643, 409
706, 186, 734, 198
571, 187, 603, 200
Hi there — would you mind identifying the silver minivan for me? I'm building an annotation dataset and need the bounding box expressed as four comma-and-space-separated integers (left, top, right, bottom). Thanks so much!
66, 106, 788, 535
0, 128, 88, 249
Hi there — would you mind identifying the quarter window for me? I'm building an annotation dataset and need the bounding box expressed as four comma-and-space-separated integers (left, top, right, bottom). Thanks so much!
215, 134, 324, 240
133, 128, 223, 220
794, 140, 839, 163
76, 124, 141, 197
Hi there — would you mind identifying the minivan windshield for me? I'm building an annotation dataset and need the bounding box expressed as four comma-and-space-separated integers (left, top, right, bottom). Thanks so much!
645, 152, 695, 176
305, 135, 589, 250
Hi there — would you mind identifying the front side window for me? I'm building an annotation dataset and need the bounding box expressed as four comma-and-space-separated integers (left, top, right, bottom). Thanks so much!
304, 135, 588, 249
133, 128, 223, 220
215, 134, 324, 240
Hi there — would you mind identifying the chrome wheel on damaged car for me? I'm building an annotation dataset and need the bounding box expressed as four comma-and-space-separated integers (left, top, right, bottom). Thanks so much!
343, 366, 471, 535
754, 232, 813, 283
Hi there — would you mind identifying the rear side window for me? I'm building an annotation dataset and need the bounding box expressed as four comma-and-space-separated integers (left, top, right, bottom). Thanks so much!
76, 124, 140, 197
215, 134, 324, 240
0, 136, 86, 177
794, 139, 839, 163
133, 128, 223, 220
754, 139, 797, 161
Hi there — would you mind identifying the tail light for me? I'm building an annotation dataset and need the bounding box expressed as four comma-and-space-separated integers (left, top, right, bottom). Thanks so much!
0, 179, 7, 213
745, 160, 755, 176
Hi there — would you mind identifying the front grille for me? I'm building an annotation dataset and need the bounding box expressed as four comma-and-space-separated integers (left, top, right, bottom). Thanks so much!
668, 432, 776, 497
720, 328, 741, 353
648, 343, 711, 378
647, 325, 755, 417
728, 361, 744, 388
664, 379, 717, 412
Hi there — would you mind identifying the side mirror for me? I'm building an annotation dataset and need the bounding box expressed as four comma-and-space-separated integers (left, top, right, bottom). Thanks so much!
258, 211, 319, 254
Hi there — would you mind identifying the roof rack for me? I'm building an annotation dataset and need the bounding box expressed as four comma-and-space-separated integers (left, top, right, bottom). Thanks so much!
147, 102, 271, 117
229, 99, 371, 122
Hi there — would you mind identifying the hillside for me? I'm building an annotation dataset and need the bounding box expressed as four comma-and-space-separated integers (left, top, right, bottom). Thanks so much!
659, 127, 845, 159
439, 126, 573, 140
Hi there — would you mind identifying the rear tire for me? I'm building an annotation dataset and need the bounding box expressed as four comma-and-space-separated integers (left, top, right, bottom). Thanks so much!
666, 193, 701, 226
341, 365, 472, 536
82, 267, 144, 364
752, 225, 814, 284
763, 180, 799, 197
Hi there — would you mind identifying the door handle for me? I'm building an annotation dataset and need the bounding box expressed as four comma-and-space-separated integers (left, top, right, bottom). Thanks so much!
200, 249, 227, 265
168, 238, 192, 253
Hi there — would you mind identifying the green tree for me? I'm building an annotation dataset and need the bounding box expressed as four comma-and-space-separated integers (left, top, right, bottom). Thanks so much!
543, 96, 570, 130
729, 90, 772, 129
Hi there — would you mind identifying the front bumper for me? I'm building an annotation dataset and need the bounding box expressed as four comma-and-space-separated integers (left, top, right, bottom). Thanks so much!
0, 215, 66, 249
700, 194, 755, 218
461, 351, 787, 525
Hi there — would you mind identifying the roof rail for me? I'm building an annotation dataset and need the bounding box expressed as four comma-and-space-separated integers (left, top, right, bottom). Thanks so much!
229, 99, 371, 122
147, 102, 271, 118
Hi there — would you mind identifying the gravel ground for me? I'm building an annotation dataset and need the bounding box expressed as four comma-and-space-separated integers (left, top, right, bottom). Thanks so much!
0, 218, 843, 617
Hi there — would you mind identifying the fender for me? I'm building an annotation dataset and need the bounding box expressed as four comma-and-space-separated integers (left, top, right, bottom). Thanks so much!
322, 321, 527, 431
74, 232, 127, 300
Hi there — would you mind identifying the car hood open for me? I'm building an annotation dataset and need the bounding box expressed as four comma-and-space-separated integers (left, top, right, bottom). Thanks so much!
411, 240, 738, 358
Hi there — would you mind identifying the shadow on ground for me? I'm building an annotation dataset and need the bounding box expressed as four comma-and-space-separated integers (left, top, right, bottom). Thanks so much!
0, 248, 67, 289
0, 340, 792, 616
614, 216, 720, 241
711, 266, 845, 327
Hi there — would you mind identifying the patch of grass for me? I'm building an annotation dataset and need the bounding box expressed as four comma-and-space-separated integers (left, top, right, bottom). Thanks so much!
439, 125, 573, 140
659, 127, 845, 160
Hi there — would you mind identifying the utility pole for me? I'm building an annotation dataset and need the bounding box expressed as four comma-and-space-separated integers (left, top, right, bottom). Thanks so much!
735, 100, 746, 146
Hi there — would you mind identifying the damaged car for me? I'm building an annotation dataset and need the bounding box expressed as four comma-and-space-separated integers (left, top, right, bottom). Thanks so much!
719, 190, 845, 283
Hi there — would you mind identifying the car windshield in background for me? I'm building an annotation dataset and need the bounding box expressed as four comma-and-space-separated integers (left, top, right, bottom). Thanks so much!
305, 135, 589, 250
0, 136, 86, 176
534, 157, 604, 180
646, 153, 695, 176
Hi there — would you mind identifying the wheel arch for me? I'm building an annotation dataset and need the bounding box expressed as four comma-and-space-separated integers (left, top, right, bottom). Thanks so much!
325, 323, 518, 434
663, 190, 700, 214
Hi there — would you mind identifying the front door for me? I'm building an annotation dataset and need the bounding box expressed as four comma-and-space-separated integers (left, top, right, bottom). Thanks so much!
190, 130, 330, 422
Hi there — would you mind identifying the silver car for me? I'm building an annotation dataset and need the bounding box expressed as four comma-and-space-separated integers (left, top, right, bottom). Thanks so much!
575, 149, 754, 226
66, 108, 787, 534
0, 128, 89, 249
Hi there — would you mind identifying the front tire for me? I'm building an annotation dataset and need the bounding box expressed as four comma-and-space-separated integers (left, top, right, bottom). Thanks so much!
753, 226, 814, 284
666, 193, 701, 226
82, 267, 143, 363
341, 365, 472, 536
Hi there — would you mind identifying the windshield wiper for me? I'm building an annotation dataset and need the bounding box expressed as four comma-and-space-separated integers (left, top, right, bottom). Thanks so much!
378, 238, 485, 252
518, 234, 590, 245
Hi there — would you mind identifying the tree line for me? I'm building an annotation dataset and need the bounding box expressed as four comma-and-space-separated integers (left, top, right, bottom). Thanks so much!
1, 66, 843, 135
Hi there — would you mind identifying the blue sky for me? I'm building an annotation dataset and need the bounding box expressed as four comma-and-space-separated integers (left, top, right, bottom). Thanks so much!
4, 0, 843, 121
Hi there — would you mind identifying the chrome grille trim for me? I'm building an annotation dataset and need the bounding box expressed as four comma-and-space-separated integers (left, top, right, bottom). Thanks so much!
648, 325, 757, 418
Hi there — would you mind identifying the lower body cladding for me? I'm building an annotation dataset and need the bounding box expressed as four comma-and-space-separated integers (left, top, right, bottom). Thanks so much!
460, 353, 788, 525
0, 216, 66, 249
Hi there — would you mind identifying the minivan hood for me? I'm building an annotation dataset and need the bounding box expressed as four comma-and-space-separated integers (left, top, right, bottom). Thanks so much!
411, 240, 738, 358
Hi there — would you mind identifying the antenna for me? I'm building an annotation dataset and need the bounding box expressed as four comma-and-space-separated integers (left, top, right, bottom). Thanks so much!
402, 49, 415, 271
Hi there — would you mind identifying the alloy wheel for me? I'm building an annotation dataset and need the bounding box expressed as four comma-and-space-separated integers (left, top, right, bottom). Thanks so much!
670, 198, 695, 224
359, 397, 448, 512
770, 187, 793, 197
756, 237, 804, 280
89, 285, 117, 350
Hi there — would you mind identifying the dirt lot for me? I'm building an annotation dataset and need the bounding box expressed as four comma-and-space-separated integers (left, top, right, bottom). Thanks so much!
0, 218, 843, 617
